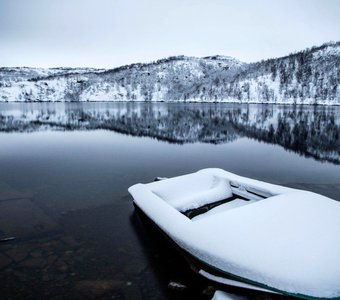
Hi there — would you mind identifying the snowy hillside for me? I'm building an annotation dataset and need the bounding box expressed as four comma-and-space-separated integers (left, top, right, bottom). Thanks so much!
0, 42, 339, 104
226, 42, 340, 104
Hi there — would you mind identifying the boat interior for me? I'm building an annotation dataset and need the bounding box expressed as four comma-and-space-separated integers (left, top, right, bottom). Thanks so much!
183, 180, 274, 221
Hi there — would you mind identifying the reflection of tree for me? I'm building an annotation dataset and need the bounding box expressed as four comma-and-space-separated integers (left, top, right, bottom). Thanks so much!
0, 103, 339, 164
231, 108, 340, 164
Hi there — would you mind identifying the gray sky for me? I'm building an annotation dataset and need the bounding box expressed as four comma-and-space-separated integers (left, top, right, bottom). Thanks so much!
0, 0, 339, 68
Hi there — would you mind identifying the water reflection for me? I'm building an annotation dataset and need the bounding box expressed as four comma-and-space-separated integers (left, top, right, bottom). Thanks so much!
1, 102, 339, 164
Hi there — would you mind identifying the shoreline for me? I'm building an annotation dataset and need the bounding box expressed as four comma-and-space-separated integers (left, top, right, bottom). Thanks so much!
1, 100, 339, 106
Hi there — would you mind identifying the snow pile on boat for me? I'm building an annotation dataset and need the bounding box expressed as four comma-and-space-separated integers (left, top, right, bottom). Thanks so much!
128, 168, 340, 299
151, 172, 232, 212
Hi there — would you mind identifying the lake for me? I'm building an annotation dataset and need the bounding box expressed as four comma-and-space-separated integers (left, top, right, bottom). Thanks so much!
0, 102, 339, 299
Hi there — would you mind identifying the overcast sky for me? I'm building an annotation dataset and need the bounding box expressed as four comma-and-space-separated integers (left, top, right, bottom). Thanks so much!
0, 0, 339, 68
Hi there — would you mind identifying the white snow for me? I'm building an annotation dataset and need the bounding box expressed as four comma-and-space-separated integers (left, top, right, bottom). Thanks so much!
313, 45, 340, 60
151, 173, 232, 212
212, 290, 247, 300
128, 168, 340, 298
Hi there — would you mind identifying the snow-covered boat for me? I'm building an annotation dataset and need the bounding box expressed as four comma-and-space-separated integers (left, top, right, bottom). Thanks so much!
128, 168, 340, 299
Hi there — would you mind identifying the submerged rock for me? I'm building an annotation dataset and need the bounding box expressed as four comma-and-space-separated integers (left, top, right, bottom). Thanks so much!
0, 253, 12, 269
30, 250, 43, 258
122, 282, 142, 300
0, 198, 59, 239
45, 254, 57, 265
75, 279, 125, 297
60, 236, 78, 247
54, 259, 68, 272
123, 259, 147, 275
202, 285, 217, 297
6, 247, 29, 263
167, 280, 187, 291
0, 236, 16, 243
42, 273, 50, 282
22, 256, 46, 269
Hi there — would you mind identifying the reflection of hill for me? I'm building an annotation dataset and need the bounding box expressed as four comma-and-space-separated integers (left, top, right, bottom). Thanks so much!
230, 109, 340, 164
0, 104, 240, 144
0, 103, 339, 164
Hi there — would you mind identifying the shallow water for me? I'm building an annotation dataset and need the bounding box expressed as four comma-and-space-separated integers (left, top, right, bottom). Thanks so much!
0, 102, 339, 299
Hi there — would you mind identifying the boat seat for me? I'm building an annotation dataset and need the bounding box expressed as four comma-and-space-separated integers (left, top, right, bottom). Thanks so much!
192, 198, 256, 221
150, 172, 232, 212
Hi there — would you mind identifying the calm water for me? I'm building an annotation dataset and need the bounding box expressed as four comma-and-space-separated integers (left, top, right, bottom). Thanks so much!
0, 102, 339, 299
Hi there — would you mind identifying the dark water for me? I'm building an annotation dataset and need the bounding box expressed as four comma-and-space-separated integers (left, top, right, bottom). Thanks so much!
0, 102, 339, 299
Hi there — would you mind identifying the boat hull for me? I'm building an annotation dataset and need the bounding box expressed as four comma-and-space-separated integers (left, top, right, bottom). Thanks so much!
129, 168, 340, 299
133, 203, 279, 295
